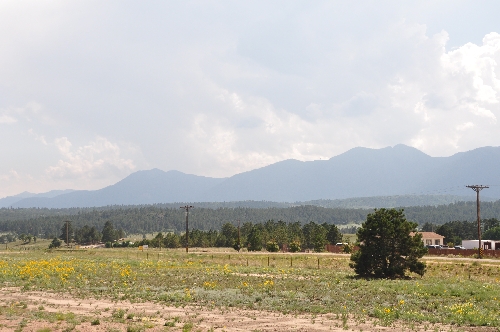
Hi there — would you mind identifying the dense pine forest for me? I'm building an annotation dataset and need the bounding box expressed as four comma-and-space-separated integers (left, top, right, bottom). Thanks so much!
1, 200, 500, 239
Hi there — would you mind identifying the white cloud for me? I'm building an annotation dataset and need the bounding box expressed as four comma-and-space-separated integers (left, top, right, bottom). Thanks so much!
28, 129, 48, 145
402, 31, 500, 154
2, 2, 500, 196
46, 137, 136, 179
0, 114, 17, 124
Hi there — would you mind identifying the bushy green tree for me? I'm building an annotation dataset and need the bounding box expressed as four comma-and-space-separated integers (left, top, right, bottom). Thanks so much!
48, 237, 62, 249
246, 226, 262, 251
289, 240, 301, 252
483, 218, 500, 232
435, 220, 476, 244
59, 221, 74, 245
75, 225, 101, 244
325, 223, 342, 245
483, 226, 500, 240
221, 223, 237, 246
101, 221, 115, 243
163, 233, 181, 248
350, 208, 427, 278
266, 240, 279, 252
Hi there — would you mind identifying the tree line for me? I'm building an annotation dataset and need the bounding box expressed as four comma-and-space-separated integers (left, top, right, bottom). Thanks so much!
423, 218, 500, 245
2, 201, 500, 240
51, 219, 343, 252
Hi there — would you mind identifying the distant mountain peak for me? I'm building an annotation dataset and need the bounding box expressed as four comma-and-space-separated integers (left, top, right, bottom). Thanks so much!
5, 145, 500, 208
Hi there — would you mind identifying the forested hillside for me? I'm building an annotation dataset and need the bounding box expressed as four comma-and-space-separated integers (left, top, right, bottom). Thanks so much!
2, 200, 500, 238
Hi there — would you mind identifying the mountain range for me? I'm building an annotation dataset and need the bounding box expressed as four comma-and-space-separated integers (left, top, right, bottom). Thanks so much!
2, 144, 499, 208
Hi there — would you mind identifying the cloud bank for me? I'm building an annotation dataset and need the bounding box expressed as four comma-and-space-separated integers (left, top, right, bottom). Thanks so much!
1, 1, 500, 196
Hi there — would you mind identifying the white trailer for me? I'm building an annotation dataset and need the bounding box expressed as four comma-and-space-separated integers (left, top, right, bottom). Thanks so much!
462, 240, 500, 250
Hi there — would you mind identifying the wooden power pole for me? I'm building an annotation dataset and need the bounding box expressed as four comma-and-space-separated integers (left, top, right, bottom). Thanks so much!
466, 185, 489, 258
65, 220, 70, 248
180, 206, 194, 253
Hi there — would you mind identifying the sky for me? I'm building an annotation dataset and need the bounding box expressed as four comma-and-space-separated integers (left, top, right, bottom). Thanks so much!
1, 1, 500, 197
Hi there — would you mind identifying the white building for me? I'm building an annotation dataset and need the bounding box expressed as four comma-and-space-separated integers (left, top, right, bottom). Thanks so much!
411, 232, 445, 246
462, 240, 500, 250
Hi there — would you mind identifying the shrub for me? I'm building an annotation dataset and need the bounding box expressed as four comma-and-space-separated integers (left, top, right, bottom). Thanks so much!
289, 240, 301, 253
266, 241, 279, 252
342, 243, 353, 254
48, 238, 62, 249
112, 308, 126, 319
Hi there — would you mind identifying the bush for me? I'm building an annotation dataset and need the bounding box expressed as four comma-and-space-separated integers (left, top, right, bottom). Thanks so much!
48, 238, 62, 249
289, 240, 301, 253
112, 308, 125, 319
247, 226, 262, 251
233, 240, 241, 252
342, 243, 353, 253
266, 241, 279, 252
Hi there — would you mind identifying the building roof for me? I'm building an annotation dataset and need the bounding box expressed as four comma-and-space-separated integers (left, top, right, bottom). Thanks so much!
410, 232, 445, 239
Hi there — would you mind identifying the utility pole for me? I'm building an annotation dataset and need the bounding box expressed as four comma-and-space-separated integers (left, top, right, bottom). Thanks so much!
180, 206, 193, 253
466, 185, 489, 258
237, 220, 241, 252
64, 220, 70, 248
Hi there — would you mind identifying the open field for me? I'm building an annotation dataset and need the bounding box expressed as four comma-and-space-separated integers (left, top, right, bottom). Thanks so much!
1, 248, 500, 331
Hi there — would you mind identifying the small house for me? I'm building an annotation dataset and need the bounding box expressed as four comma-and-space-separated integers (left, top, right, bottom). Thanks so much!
411, 232, 445, 246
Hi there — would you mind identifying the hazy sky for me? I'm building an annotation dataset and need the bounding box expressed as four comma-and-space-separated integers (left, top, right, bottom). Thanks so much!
1, 1, 500, 197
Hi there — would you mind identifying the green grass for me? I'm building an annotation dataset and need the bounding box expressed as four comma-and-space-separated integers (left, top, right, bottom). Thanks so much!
1, 248, 500, 327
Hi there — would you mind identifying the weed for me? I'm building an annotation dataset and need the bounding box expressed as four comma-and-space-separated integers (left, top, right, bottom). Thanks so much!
126, 325, 145, 332
182, 322, 194, 332
112, 308, 126, 319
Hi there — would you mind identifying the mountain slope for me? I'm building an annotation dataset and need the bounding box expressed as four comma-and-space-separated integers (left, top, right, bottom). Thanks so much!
0, 190, 75, 208
7, 144, 500, 208
12, 169, 225, 208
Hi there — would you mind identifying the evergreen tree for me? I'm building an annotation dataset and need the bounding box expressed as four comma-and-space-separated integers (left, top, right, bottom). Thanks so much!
247, 225, 262, 251
221, 223, 237, 247
59, 221, 74, 245
163, 233, 181, 248
421, 222, 436, 232
350, 208, 427, 278
325, 223, 342, 244
49, 237, 62, 249
483, 226, 500, 240
483, 218, 500, 232
101, 221, 115, 243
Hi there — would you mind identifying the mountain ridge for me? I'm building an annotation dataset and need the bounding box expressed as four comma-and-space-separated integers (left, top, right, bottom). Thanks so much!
4, 144, 500, 208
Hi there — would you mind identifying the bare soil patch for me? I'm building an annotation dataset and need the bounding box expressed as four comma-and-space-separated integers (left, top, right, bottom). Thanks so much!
1, 287, 493, 332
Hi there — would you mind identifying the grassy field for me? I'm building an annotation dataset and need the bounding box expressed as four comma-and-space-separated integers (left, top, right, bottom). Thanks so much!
1, 245, 500, 331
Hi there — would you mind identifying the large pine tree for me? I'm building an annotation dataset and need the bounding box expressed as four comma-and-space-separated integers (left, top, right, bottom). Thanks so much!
350, 208, 427, 278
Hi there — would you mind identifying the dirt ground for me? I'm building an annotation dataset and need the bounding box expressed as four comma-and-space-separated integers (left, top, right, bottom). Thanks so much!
1, 287, 496, 332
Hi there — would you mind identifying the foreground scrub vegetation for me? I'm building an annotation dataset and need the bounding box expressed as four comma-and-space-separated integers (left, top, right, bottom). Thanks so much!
1, 249, 500, 328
